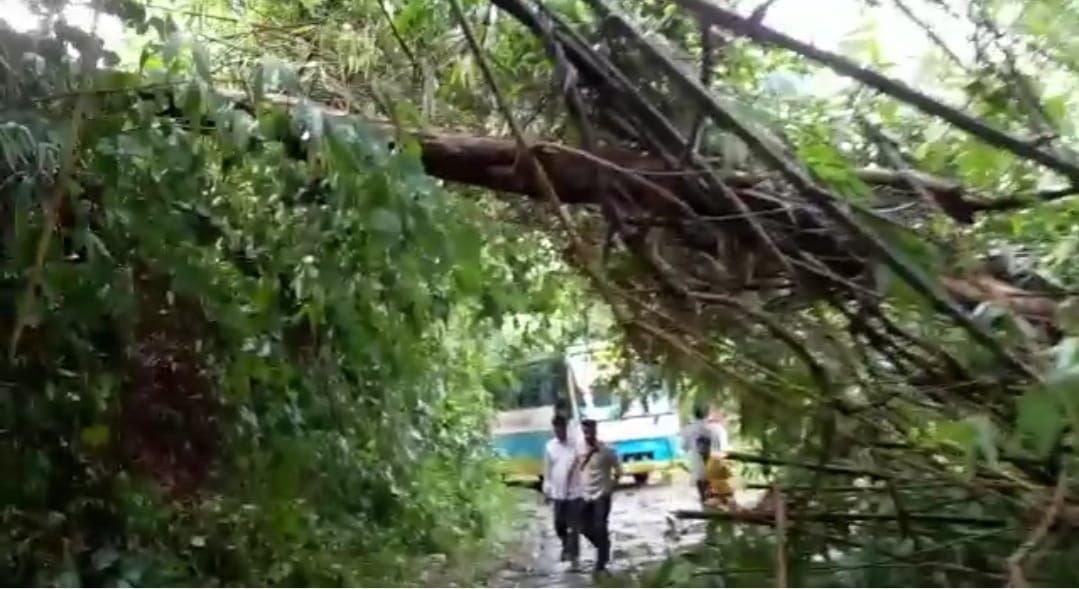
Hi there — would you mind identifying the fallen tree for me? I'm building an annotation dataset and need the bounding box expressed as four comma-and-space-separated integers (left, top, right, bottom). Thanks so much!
6, 0, 1079, 584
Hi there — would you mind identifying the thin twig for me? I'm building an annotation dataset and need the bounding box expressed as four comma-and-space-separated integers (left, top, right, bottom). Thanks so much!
689, 289, 834, 398
377, 0, 421, 78
674, 509, 1006, 527
723, 451, 886, 478
774, 484, 787, 587
1006, 476, 1067, 587
891, 0, 967, 70
861, 117, 954, 220
8, 6, 100, 359
680, 21, 718, 164
742, 481, 954, 492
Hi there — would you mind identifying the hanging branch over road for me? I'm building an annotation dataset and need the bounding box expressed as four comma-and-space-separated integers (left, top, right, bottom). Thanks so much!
675, 0, 1079, 186
69, 84, 1063, 340
585, 0, 1032, 377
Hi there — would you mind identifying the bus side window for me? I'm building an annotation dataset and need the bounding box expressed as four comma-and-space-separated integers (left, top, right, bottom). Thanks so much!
494, 384, 519, 411
486, 373, 517, 411
512, 358, 563, 409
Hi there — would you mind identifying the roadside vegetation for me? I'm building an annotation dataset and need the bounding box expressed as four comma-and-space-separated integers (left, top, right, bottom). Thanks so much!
4, 0, 1079, 585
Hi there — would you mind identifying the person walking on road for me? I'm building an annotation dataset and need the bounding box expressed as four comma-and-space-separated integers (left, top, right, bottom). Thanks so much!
695, 434, 735, 509
543, 414, 581, 568
682, 405, 726, 503
577, 418, 622, 574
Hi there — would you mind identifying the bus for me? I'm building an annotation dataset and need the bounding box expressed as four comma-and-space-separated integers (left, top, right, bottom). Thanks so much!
566, 346, 683, 485
490, 346, 683, 486
489, 355, 577, 483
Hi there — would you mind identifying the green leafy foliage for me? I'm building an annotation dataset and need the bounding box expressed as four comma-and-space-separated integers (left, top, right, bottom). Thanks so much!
0, 11, 590, 585
10, 0, 1079, 585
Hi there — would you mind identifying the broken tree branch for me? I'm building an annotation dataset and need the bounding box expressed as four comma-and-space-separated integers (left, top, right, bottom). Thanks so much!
673, 509, 1006, 527
1006, 476, 1068, 587
588, 0, 1036, 379
677, 0, 1079, 185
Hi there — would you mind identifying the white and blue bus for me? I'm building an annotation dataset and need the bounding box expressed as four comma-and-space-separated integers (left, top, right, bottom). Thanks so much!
490, 346, 682, 486
566, 345, 683, 485
488, 356, 575, 482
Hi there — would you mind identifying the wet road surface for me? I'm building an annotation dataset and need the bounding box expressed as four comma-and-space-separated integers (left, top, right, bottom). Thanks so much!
487, 473, 712, 587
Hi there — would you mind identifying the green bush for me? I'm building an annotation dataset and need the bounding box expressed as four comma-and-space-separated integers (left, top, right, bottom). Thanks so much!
0, 19, 557, 585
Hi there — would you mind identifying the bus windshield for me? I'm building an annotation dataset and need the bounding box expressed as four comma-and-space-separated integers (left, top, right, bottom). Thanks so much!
573, 363, 673, 420
490, 356, 568, 411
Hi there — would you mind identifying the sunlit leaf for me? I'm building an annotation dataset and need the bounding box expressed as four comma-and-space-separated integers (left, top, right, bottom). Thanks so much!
370, 207, 402, 236
80, 424, 110, 448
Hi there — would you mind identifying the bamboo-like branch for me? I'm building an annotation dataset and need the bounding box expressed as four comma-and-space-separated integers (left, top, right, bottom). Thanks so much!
673, 509, 1006, 527
451, 0, 792, 412
585, 0, 1036, 379
8, 8, 101, 359
742, 482, 955, 492
377, 0, 421, 78
1006, 476, 1068, 587
774, 484, 788, 587
891, 0, 967, 70
724, 451, 886, 478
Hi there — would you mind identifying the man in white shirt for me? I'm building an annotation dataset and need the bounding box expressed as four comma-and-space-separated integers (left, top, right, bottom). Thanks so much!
681, 406, 726, 502
578, 418, 622, 574
543, 414, 581, 566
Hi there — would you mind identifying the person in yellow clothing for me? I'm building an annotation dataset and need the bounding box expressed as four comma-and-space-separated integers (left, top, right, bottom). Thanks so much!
695, 435, 735, 509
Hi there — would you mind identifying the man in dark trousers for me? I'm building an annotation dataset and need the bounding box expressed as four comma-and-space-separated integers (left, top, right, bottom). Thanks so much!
577, 418, 622, 574
542, 414, 581, 568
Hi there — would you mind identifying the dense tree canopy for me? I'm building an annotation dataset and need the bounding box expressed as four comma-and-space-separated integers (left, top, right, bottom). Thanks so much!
4, 0, 1079, 586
